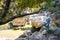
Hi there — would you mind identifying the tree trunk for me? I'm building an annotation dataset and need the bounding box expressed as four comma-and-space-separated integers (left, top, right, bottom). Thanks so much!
1, 0, 11, 18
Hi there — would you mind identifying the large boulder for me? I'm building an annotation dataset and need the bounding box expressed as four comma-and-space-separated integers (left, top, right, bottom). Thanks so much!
11, 16, 28, 27
29, 13, 45, 29
31, 21, 43, 28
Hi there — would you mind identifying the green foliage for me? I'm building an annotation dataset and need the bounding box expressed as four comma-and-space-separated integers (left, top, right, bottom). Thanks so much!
0, 0, 60, 23
41, 0, 60, 13
0, 17, 3, 21
0, 9, 2, 14
16, 0, 40, 8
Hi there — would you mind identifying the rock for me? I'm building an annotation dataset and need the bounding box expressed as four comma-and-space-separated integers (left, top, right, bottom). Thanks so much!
12, 16, 28, 26
31, 21, 43, 28
54, 27, 60, 35
51, 11, 60, 27
29, 31, 41, 40
29, 27, 60, 40
16, 38, 28, 40
49, 36, 58, 40
24, 30, 32, 36
16, 27, 60, 40
29, 13, 44, 28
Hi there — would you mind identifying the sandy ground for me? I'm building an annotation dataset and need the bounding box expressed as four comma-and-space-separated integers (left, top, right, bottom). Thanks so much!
0, 30, 24, 40
0, 22, 32, 40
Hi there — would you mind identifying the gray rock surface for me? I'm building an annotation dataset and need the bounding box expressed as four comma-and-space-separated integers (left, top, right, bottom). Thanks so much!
16, 27, 60, 40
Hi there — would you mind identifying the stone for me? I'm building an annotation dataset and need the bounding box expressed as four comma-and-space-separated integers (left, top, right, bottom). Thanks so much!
54, 27, 60, 35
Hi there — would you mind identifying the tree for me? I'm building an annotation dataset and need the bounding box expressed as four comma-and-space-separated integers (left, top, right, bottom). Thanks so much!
0, 0, 55, 25
1, 0, 11, 18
